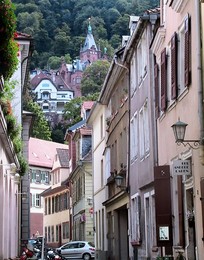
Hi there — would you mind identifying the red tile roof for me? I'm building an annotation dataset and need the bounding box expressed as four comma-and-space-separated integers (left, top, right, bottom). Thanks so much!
29, 138, 68, 168
82, 101, 94, 110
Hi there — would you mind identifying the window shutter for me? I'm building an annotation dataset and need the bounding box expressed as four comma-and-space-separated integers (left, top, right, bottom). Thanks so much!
160, 48, 167, 111
154, 165, 173, 250
200, 178, 204, 241
184, 15, 191, 86
154, 62, 159, 119
171, 32, 177, 99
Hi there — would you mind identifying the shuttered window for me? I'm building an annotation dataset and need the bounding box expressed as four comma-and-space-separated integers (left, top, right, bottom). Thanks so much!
160, 48, 167, 111
154, 62, 159, 119
154, 165, 173, 249
184, 14, 191, 87
171, 32, 177, 99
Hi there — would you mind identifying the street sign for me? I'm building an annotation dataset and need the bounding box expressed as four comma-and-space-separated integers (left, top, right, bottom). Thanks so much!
173, 160, 191, 175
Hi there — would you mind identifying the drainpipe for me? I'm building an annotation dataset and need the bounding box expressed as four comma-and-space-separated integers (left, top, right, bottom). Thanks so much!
194, 1, 203, 259
195, 1, 204, 150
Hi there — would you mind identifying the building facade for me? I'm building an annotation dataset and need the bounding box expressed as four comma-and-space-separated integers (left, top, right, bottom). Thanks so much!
29, 137, 68, 238
87, 102, 107, 259
151, 0, 204, 258
40, 148, 71, 248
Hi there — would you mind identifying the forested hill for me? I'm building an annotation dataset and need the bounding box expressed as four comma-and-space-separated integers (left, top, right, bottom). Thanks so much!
13, 0, 159, 69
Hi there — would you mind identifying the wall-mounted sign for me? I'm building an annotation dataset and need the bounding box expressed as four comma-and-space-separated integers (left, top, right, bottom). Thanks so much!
159, 226, 169, 240
173, 160, 191, 175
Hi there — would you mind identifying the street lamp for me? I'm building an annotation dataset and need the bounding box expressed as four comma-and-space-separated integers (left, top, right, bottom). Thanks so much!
115, 175, 129, 192
171, 120, 200, 149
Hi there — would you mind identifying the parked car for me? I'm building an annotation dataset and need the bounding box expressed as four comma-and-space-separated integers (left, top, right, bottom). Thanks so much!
56, 241, 95, 260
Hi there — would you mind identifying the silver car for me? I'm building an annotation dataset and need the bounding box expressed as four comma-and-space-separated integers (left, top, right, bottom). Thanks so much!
56, 241, 95, 260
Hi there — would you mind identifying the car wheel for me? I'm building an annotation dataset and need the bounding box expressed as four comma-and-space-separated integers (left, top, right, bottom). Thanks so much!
83, 253, 91, 260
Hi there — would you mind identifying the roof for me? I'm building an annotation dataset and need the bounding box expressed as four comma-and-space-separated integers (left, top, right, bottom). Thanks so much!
68, 119, 86, 132
81, 23, 98, 52
56, 148, 69, 167
29, 137, 68, 168
30, 71, 72, 92
81, 101, 94, 110
40, 185, 68, 197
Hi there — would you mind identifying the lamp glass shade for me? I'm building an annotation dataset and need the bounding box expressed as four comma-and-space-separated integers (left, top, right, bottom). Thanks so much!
115, 175, 123, 187
171, 120, 188, 142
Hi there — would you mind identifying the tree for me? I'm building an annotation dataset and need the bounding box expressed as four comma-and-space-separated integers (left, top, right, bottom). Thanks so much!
63, 94, 99, 127
48, 56, 61, 69
63, 96, 85, 127
81, 60, 110, 96
23, 100, 52, 141
111, 14, 130, 36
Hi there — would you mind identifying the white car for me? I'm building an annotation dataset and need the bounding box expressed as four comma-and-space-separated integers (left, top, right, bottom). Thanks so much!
56, 241, 95, 260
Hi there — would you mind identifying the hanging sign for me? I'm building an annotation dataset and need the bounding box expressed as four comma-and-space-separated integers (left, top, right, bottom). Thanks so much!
173, 160, 191, 175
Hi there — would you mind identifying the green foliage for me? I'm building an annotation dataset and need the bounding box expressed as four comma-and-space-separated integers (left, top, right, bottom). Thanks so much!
48, 56, 61, 70
17, 153, 28, 175
63, 96, 84, 126
12, 0, 158, 69
63, 94, 98, 127
51, 126, 65, 144
24, 101, 52, 141
0, 80, 28, 175
0, 0, 18, 80
81, 60, 110, 96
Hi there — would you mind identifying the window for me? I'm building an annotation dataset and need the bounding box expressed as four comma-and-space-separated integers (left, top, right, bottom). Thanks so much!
32, 193, 41, 208
131, 194, 141, 243
137, 43, 142, 86
45, 226, 47, 242
48, 226, 51, 242
101, 159, 104, 187
139, 109, 145, 158
51, 226, 54, 242
42, 92, 49, 99
41, 171, 50, 184
130, 52, 137, 95
130, 112, 138, 163
52, 197, 54, 214
177, 25, 185, 95
136, 31, 147, 88
139, 101, 150, 159
144, 192, 156, 258
42, 83, 49, 88
45, 198, 47, 215
143, 101, 150, 154
56, 225, 59, 242
63, 222, 70, 239
160, 48, 167, 111
48, 197, 51, 214
76, 77, 81, 83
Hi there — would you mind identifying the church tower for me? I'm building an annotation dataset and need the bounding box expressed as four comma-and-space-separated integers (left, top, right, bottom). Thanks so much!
80, 19, 101, 64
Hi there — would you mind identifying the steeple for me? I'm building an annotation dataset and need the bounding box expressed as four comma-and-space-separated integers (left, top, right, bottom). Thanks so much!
82, 18, 98, 52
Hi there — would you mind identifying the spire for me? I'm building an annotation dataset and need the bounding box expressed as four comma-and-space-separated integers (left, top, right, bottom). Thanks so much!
82, 18, 98, 51
88, 17, 92, 34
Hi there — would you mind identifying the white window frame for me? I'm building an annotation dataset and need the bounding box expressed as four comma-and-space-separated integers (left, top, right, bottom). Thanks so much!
130, 112, 138, 163
144, 191, 156, 258
32, 193, 41, 208
177, 21, 186, 96
131, 193, 141, 242
139, 100, 150, 159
